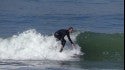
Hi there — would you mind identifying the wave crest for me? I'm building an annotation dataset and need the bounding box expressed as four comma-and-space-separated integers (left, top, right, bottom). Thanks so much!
0, 29, 82, 60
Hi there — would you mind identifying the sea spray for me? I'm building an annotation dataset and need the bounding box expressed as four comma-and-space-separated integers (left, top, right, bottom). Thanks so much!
0, 29, 82, 60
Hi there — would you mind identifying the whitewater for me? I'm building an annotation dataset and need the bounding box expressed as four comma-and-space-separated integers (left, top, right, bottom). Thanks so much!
0, 29, 82, 60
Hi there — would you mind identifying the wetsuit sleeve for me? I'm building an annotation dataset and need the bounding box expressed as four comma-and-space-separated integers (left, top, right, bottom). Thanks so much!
67, 33, 74, 44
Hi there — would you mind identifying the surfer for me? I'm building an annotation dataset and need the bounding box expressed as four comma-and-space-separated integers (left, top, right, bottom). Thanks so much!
54, 27, 76, 52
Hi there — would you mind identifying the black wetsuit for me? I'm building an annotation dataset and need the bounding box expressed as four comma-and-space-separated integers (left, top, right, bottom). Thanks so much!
54, 29, 74, 47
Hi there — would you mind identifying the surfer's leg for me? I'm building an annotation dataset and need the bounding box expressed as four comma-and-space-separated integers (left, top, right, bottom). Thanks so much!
60, 39, 66, 52
60, 46, 63, 52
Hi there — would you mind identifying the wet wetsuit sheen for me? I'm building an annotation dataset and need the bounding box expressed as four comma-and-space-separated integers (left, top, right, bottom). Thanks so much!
54, 29, 74, 47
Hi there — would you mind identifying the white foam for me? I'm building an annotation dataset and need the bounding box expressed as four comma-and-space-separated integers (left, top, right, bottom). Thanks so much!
0, 29, 83, 60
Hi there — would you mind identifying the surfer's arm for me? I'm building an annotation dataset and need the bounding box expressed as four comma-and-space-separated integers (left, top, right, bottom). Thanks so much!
67, 32, 76, 49
67, 33, 74, 44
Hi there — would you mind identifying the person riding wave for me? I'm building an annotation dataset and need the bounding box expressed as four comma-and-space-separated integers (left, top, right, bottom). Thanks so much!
54, 27, 76, 52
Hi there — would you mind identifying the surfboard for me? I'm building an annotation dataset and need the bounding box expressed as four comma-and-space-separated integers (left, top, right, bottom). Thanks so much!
71, 54, 81, 58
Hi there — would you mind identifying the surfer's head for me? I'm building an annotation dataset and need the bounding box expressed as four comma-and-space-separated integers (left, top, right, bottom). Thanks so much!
68, 27, 73, 33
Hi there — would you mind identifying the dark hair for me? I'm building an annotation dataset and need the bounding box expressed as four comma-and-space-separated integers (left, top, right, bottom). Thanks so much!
68, 27, 73, 30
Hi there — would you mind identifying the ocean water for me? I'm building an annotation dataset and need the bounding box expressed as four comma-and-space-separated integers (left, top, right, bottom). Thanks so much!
0, 0, 124, 70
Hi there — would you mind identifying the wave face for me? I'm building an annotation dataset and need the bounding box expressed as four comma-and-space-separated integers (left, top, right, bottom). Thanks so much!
77, 32, 124, 61
0, 29, 82, 60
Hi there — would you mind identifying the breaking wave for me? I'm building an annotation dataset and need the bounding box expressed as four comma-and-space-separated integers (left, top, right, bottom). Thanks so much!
0, 29, 83, 60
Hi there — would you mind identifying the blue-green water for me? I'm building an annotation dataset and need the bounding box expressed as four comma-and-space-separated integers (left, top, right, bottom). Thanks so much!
0, 0, 124, 70
77, 32, 124, 61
